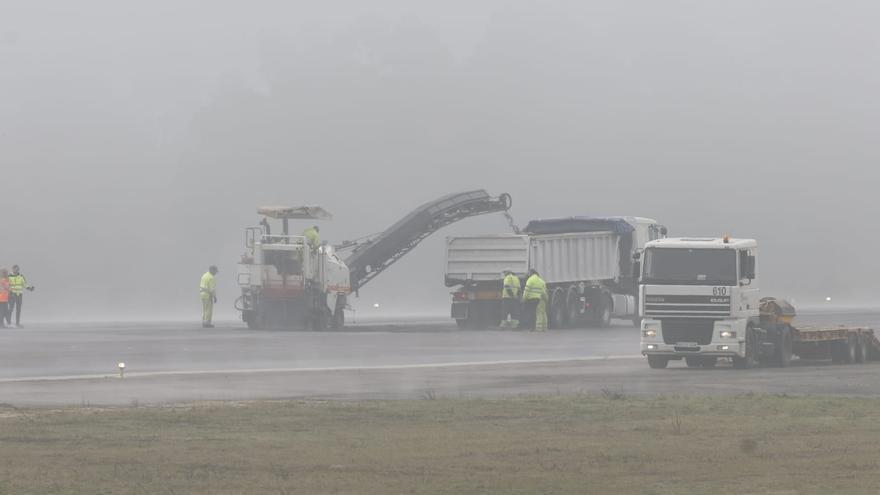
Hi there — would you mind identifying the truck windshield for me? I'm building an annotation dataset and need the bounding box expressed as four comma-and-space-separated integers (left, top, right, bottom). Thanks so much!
642, 248, 737, 285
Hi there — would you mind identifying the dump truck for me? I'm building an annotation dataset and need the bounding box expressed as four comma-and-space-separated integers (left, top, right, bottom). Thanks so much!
235, 190, 512, 329
638, 237, 879, 368
446, 217, 667, 329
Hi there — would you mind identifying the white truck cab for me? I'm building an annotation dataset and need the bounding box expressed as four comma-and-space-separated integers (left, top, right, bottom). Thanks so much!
638, 237, 760, 369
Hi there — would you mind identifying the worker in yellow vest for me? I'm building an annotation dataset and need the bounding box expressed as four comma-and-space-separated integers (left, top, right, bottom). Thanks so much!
303, 225, 321, 250
500, 268, 521, 328
200, 266, 219, 328
7, 265, 34, 328
522, 269, 548, 332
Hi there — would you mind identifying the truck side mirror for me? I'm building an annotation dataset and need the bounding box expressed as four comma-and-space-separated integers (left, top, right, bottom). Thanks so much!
741, 255, 756, 280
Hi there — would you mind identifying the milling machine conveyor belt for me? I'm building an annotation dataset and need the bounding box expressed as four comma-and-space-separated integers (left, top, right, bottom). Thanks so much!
344, 190, 512, 292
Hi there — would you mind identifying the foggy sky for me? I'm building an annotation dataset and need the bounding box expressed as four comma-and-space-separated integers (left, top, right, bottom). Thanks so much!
3, 1, 879, 321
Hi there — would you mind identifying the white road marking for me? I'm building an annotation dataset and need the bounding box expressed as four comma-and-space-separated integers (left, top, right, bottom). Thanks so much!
0, 355, 643, 384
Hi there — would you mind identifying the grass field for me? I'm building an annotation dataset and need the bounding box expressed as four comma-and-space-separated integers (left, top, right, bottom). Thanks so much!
1, 393, 880, 494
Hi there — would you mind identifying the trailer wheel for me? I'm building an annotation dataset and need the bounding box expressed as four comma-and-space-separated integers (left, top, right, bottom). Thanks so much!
855, 335, 868, 364
833, 336, 858, 364
845, 336, 858, 364
733, 326, 759, 369
647, 356, 669, 369
774, 325, 793, 367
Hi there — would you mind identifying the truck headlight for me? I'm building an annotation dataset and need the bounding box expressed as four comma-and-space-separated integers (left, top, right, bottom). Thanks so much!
643, 329, 657, 338
719, 330, 736, 338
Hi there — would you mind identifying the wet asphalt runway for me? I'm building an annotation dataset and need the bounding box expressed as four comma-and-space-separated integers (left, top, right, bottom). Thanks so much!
1, 310, 879, 406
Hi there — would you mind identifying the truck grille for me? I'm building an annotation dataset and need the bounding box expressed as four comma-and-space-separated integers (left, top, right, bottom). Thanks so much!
644, 295, 730, 318
661, 319, 715, 345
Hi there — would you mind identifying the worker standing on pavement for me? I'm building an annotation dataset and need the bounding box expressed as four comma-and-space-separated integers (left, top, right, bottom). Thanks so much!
303, 225, 320, 250
0, 269, 9, 328
522, 269, 548, 332
7, 265, 34, 328
200, 265, 219, 328
500, 268, 521, 328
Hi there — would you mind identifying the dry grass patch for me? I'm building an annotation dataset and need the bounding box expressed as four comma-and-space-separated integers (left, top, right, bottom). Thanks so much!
0, 395, 879, 494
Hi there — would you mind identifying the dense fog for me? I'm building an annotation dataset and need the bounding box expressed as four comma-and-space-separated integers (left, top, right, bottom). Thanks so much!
3, 1, 879, 321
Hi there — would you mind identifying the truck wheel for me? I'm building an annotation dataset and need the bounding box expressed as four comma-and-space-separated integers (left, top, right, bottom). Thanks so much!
593, 294, 613, 328
845, 336, 858, 364
733, 326, 759, 369
566, 288, 581, 328
647, 356, 669, 369
774, 325, 793, 367
549, 289, 567, 329
832, 337, 857, 364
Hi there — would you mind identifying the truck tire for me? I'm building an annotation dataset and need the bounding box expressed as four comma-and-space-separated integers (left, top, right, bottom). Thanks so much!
549, 289, 567, 329
593, 294, 613, 328
774, 325, 793, 367
733, 326, 759, 369
566, 288, 581, 328
647, 356, 669, 369
845, 336, 858, 364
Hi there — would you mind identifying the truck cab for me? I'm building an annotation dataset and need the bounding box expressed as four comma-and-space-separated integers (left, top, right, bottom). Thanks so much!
639, 237, 760, 369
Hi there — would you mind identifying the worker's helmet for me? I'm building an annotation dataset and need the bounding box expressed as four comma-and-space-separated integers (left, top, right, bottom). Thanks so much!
209, 265, 219, 274
314, 225, 320, 232
503, 267, 513, 275
528, 268, 538, 276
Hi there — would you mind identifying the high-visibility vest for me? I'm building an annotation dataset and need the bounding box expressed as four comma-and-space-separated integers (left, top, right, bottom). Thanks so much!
8, 274, 26, 296
303, 227, 320, 248
200, 272, 216, 297
502, 274, 521, 299
522, 274, 547, 301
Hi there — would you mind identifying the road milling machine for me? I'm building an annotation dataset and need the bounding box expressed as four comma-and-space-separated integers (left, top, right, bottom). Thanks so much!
235, 190, 513, 330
